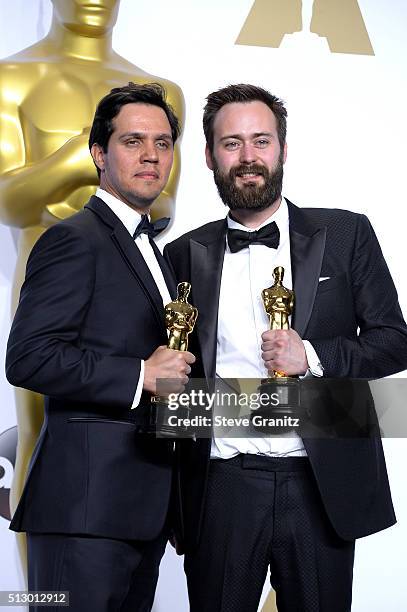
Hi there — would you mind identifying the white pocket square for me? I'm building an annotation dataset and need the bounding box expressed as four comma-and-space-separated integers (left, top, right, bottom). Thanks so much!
318, 276, 331, 282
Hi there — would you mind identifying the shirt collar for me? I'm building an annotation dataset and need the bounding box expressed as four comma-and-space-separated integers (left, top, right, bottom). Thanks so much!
96, 188, 147, 237
226, 197, 289, 233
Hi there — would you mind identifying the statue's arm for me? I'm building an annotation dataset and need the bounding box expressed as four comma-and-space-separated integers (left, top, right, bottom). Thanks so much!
0, 70, 97, 228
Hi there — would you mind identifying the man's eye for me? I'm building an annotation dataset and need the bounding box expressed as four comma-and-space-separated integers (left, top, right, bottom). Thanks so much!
126, 139, 139, 146
255, 139, 270, 147
157, 141, 170, 149
224, 141, 239, 150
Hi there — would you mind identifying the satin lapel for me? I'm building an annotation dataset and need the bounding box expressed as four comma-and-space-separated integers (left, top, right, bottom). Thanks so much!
84, 195, 122, 227
111, 223, 166, 332
149, 238, 177, 299
288, 202, 326, 337
190, 221, 227, 381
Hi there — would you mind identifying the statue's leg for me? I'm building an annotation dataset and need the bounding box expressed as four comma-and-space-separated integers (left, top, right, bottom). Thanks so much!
262, 590, 277, 612
179, 334, 188, 353
10, 388, 44, 582
9, 227, 46, 583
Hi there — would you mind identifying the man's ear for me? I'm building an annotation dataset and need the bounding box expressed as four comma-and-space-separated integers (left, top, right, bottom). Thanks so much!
282, 142, 287, 164
205, 144, 214, 171
91, 143, 105, 173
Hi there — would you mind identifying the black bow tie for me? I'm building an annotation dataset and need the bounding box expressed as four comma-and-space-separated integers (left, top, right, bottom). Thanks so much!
227, 221, 280, 253
133, 215, 170, 239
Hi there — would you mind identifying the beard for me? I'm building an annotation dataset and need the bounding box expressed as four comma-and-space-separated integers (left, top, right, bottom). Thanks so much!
212, 154, 284, 212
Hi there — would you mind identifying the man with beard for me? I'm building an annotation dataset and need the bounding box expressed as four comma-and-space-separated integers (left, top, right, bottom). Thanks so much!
164, 84, 407, 612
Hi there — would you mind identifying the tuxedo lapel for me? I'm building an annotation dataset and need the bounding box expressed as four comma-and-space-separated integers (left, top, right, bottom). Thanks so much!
190, 220, 227, 380
149, 238, 177, 300
85, 196, 166, 332
177, 203, 326, 378
287, 200, 326, 337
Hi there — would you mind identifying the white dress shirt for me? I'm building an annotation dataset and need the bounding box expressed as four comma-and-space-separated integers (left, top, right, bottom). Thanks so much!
95, 188, 171, 408
211, 198, 322, 459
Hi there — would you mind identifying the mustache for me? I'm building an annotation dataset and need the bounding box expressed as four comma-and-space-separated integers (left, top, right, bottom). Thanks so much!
229, 164, 268, 180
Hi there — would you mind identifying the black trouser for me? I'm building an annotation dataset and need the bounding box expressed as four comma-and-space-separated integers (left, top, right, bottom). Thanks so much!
185, 455, 355, 612
27, 529, 168, 612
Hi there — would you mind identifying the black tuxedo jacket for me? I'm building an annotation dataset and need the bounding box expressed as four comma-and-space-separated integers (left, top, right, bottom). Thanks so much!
7, 196, 176, 541
164, 200, 407, 550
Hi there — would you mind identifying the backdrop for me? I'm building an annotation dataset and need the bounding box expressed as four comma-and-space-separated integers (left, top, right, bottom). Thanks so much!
0, 1, 406, 610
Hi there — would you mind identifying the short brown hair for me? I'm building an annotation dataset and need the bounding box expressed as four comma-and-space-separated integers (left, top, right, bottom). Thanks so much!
89, 82, 180, 177
203, 84, 287, 153
89, 82, 180, 152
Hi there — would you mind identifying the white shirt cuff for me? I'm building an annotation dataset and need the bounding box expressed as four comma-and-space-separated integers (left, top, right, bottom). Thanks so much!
131, 360, 145, 409
302, 340, 324, 377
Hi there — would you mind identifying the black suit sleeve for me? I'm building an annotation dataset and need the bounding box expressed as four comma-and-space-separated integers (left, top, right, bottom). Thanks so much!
6, 224, 141, 407
311, 214, 407, 377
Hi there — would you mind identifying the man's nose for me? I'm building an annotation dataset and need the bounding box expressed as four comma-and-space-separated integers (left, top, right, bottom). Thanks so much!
140, 141, 159, 163
239, 143, 257, 164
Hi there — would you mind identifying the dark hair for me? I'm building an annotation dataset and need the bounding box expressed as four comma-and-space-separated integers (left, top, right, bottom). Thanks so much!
203, 84, 287, 153
89, 81, 180, 156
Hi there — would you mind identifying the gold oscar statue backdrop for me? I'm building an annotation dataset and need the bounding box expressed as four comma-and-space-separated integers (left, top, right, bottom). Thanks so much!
1, 1, 407, 611
0, 0, 184, 578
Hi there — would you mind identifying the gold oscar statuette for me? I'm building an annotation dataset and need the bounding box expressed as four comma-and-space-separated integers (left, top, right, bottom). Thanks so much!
0, 0, 184, 573
262, 265, 294, 376
257, 266, 300, 431
165, 282, 198, 352
149, 282, 198, 437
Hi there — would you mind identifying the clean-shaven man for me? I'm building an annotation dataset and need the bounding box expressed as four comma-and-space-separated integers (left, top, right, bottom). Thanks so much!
165, 84, 407, 612
6, 82, 194, 612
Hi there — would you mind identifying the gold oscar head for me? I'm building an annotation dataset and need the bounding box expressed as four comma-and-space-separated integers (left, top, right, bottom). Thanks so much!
177, 281, 192, 302
51, 0, 121, 35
